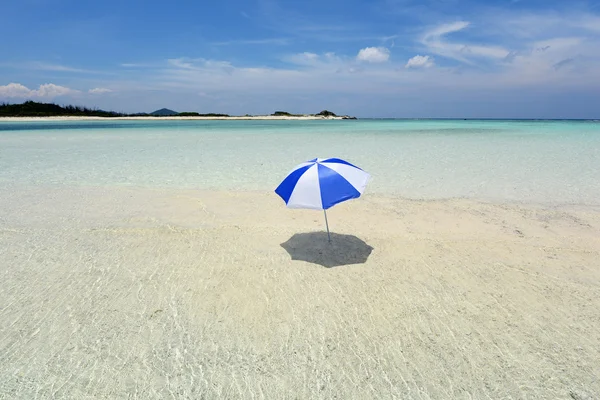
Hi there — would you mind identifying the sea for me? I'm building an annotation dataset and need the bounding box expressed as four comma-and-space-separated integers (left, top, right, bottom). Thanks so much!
1, 119, 599, 206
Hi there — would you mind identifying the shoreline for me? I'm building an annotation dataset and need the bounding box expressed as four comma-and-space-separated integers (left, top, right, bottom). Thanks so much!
3, 182, 600, 211
0, 115, 353, 122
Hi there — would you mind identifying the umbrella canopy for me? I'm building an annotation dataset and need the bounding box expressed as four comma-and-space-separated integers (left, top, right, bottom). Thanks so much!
275, 158, 370, 210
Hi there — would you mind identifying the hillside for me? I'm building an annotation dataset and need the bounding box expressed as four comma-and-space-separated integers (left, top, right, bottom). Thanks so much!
149, 108, 178, 116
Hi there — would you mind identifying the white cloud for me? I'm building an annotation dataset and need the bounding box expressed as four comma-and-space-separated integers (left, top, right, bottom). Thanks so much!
424, 21, 470, 40
0, 83, 32, 98
35, 84, 78, 97
302, 52, 319, 60
27, 62, 89, 73
167, 58, 234, 73
285, 52, 321, 65
89, 88, 112, 94
579, 15, 600, 33
0, 83, 79, 98
149, 46, 600, 102
421, 21, 509, 64
356, 47, 390, 63
0, 62, 96, 74
405, 55, 434, 68
167, 58, 196, 70
497, 12, 600, 39
288, 52, 343, 66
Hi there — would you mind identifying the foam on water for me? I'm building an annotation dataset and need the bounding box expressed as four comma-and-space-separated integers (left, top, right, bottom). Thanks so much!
1, 119, 599, 205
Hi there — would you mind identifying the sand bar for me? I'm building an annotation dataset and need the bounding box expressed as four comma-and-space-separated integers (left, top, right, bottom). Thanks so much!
1, 186, 599, 399
0, 115, 349, 122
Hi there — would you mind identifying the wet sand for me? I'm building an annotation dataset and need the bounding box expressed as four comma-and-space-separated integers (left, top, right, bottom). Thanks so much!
1, 186, 599, 399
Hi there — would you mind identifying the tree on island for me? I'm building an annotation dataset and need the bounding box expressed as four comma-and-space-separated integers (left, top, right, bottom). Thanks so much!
178, 112, 230, 117
0, 101, 124, 117
272, 110, 340, 117
316, 110, 337, 117
271, 111, 303, 117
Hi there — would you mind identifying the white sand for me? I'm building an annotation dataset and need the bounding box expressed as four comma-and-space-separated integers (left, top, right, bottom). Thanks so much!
1, 187, 599, 399
0, 115, 347, 122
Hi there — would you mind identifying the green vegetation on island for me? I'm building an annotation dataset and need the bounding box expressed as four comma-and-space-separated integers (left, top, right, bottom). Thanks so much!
272, 110, 356, 119
0, 101, 356, 119
271, 111, 303, 117
178, 112, 231, 117
317, 110, 336, 117
0, 101, 123, 117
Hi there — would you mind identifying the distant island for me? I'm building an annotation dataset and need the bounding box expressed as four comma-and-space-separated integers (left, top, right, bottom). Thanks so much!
0, 101, 357, 120
150, 108, 178, 116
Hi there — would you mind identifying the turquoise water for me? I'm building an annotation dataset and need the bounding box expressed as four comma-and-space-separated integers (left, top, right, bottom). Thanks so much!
1, 119, 599, 205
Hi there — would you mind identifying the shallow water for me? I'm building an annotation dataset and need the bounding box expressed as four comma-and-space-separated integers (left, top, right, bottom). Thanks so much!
2, 121, 600, 399
1, 119, 599, 205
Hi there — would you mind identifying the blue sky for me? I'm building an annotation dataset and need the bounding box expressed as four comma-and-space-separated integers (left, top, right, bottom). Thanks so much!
1, 0, 600, 118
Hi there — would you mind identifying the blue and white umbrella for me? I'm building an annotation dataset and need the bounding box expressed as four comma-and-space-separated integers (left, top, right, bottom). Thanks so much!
275, 158, 370, 241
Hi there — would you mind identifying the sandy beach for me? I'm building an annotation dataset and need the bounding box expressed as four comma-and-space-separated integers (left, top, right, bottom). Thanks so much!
0, 115, 349, 122
1, 186, 599, 399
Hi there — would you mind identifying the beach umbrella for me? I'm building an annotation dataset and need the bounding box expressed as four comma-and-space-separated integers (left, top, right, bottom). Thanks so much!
275, 158, 370, 242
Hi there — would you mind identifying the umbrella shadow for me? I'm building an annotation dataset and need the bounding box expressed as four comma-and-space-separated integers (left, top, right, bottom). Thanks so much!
280, 232, 374, 268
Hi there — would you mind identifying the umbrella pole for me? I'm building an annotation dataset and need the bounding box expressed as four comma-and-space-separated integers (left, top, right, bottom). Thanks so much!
324, 209, 331, 242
